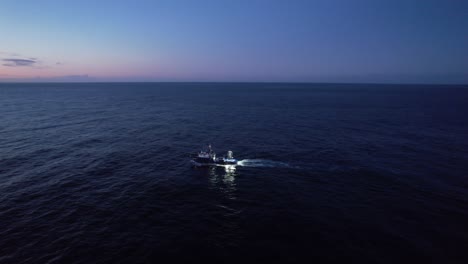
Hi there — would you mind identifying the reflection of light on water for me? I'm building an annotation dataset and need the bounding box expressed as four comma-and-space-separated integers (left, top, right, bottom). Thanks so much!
223, 165, 236, 185
208, 165, 242, 232
223, 165, 236, 173
209, 165, 237, 200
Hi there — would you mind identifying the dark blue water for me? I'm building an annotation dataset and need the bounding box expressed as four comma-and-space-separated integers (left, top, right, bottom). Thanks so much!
1, 83, 467, 263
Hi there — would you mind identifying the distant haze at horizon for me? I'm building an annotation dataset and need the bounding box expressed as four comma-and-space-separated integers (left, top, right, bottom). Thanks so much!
1, 0, 467, 84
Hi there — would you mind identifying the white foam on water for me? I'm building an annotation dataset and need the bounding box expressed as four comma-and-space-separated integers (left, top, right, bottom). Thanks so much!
237, 159, 293, 168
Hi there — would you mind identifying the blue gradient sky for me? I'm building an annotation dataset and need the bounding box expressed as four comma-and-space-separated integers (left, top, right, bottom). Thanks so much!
1, 0, 467, 83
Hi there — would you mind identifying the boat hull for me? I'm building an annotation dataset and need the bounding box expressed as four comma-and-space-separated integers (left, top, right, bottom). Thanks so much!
190, 159, 238, 167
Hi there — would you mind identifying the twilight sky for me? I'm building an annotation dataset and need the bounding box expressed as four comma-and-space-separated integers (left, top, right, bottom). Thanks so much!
0, 0, 467, 83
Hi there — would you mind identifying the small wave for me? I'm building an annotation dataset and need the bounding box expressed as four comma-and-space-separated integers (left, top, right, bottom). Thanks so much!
237, 159, 294, 168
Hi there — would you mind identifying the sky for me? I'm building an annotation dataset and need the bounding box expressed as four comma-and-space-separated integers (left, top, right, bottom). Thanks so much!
0, 0, 467, 83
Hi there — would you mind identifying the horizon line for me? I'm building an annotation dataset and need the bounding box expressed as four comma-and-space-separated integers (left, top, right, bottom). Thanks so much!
0, 81, 467, 86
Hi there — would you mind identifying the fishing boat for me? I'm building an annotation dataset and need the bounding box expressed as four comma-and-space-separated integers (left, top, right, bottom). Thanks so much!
191, 145, 237, 167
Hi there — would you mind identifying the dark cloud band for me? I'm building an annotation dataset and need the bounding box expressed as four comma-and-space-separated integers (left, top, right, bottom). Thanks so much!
2, 58, 37, 67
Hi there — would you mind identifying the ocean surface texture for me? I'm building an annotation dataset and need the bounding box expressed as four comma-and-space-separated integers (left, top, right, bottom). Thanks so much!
1, 83, 467, 263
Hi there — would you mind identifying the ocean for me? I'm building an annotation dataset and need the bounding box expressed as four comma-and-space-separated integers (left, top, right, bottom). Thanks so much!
0, 82, 467, 263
